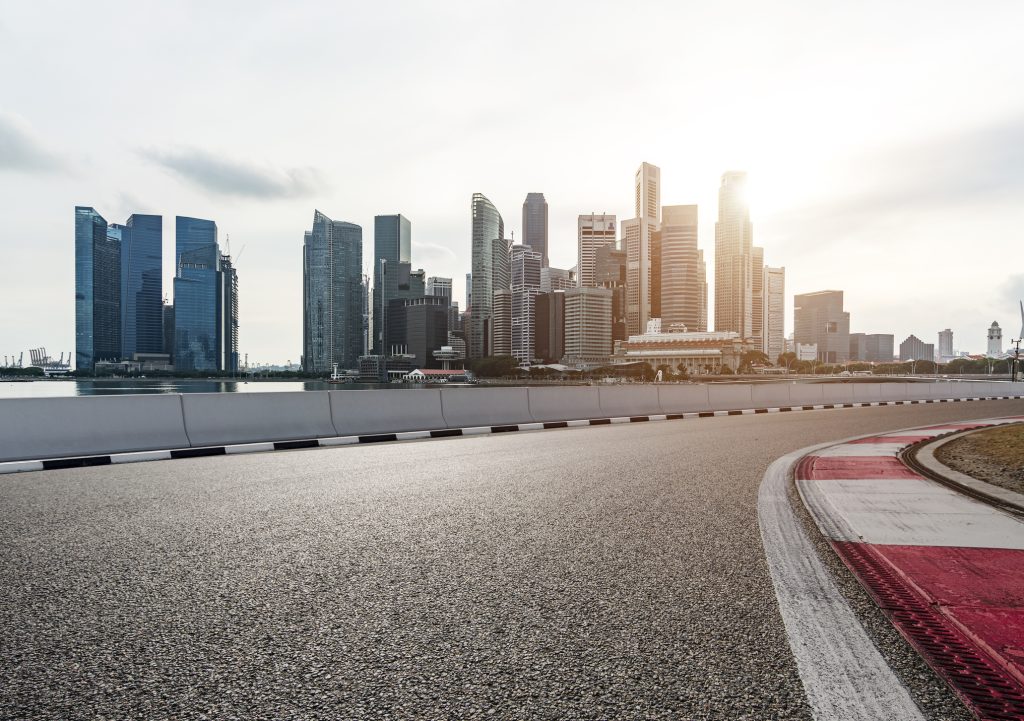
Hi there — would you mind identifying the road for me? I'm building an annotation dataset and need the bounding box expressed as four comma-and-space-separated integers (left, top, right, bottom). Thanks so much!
2, 400, 1022, 720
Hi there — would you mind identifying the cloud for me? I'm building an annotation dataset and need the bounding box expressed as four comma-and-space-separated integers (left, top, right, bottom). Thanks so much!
141, 146, 326, 199
0, 113, 65, 173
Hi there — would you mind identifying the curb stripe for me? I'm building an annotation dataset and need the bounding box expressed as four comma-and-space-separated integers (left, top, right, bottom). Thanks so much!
170, 447, 225, 459
42, 455, 112, 470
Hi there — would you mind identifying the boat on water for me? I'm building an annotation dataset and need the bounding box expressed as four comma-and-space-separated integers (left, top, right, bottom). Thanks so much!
326, 363, 352, 384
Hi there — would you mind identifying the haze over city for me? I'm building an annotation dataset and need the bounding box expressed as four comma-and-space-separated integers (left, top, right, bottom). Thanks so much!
2, 1, 1023, 363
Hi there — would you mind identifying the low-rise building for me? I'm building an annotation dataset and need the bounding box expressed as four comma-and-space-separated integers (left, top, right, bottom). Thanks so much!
612, 330, 747, 374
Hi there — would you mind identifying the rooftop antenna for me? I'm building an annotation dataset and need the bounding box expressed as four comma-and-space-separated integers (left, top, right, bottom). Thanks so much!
224, 233, 231, 257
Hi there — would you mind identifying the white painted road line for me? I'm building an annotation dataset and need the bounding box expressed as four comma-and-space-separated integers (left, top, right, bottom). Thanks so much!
810, 443, 905, 457
0, 460, 46, 474
110, 449, 175, 463
759, 444, 925, 721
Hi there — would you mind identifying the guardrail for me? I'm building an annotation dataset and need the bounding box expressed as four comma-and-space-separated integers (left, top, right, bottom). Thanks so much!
1, 381, 1022, 463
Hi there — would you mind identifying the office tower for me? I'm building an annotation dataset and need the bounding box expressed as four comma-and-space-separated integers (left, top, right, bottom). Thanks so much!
469, 193, 506, 358
849, 333, 867, 362
595, 242, 627, 343
361, 274, 370, 356
371, 215, 411, 354
577, 214, 617, 288
392, 262, 426, 300
114, 214, 163, 360
563, 287, 612, 365
900, 335, 935, 362
218, 252, 239, 373
698, 250, 708, 332
793, 290, 850, 363
715, 171, 754, 337
988, 322, 1002, 356
763, 266, 785, 361
659, 205, 702, 333
541, 266, 575, 293
938, 328, 954, 361
866, 334, 895, 363
492, 288, 512, 356
386, 295, 449, 367
751, 246, 764, 348
534, 291, 565, 363
510, 244, 543, 363
522, 193, 549, 267
426, 276, 453, 300
447, 302, 461, 336
162, 302, 175, 363
302, 210, 363, 372
75, 207, 121, 370
173, 216, 223, 371
624, 163, 660, 335
465, 273, 472, 309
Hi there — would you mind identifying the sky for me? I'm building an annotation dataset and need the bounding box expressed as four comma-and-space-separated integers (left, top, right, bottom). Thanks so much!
2, 0, 1024, 366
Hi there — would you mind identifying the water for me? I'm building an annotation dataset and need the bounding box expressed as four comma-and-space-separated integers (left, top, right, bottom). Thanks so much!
0, 379, 432, 398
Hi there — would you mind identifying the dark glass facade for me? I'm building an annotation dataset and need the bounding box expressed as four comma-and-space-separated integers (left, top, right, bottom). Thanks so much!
302, 211, 363, 371
522, 192, 548, 267
218, 254, 239, 373
116, 214, 163, 359
387, 295, 449, 368
371, 215, 411, 354
173, 216, 219, 371
75, 206, 121, 370
469, 193, 505, 359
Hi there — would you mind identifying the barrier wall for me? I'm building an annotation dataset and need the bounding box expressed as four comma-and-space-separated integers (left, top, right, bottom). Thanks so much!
0, 395, 190, 462
331, 389, 445, 436
528, 386, 602, 422
2, 381, 1022, 462
180, 391, 336, 447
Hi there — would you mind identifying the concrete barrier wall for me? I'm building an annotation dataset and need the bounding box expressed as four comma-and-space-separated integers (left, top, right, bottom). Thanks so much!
597, 385, 661, 418
181, 391, 336, 447
3, 380, 1022, 463
0, 395, 190, 462
528, 386, 602, 422
331, 389, 445, 436
657, 385, 712, 413
440, 387, 533, 428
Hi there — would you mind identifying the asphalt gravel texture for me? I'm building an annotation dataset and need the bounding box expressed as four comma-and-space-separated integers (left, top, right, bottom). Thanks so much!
3, 399, 1022, 720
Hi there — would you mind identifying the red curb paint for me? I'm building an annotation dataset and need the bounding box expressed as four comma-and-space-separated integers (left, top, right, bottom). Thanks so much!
846, 435, 935, 445
797, 456, 921, 480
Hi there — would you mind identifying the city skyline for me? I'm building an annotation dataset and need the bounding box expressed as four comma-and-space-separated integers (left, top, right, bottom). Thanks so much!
3, 2, 1024, 363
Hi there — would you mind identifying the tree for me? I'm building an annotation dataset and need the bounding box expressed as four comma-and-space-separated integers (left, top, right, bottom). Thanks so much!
739, 350, 770, 373
777, 352, 797, 370
470, 355, 520, 378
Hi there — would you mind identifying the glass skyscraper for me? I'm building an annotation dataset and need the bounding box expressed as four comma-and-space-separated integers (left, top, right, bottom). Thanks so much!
75, 207, 121, 370
371, 214, 411, 355
302, 210, 363, 372
469, 193, 505, 359
115, 214, 163, 359
173, 216, 220, 372
521, 192, 548, 268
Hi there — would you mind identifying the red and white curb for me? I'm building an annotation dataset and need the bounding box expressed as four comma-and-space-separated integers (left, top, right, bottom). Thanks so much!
796, 416, 1024, 720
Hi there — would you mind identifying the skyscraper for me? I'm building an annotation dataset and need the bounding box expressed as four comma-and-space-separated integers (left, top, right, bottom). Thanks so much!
576, 213, 616, 288
698, 250, 708, 332
659, 205, 702, 332
115, 214, 163, 360
75, 206, 121, 370
372, 215, 411, 354
510, 244, 542, 363
762, 266, 785, 361
469, 193, 505, 358
794, 290, 850, 363
938, 328, 954, 361
595, 242, 628, 343
522, 193, 549, 267
426, 276, 453, 300
218, 252, 239, 373
751, 246, 764, 349
900, 335, 935, 362
302, 210, 363, 372
492, 288, 512, 357
563, 287, 612, 366
541, 266, 575, 293
534, 291, 565, 363
624, 162, 660, 335
174, 216, 220, 372
714, 171, 754, 337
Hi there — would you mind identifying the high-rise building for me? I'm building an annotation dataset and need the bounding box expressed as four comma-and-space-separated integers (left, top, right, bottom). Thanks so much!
534, 291, 565, 364
698, 250, 708, 332
115, 214, 163, 360
595, 242, 627, 344
386, 295, 449, 367
938, 328, 954, 361
849, 332, 867, 362
793, 290, 850, 363
988, 321, 1003, 356
469, 193, 506, 358
659, 205, 703, 333
371, 215, 411, 354
541, 266, 575, 292
714, 171, 754, 338
751, 246, 764, 349
762, 266, 785, 361
865, 334, 895, 363
302, 210, 363, 372
426, 276, 452, 300
173, 216, 220, 372
465, 273, 472, 310
510, 245, 542, 363
577, 214, 617, 288
217, 252, 239, 373
492, 288, 512, 357
522, 193, 549, 267
162, 302, 175, 363
563, 287, 612, 366
75, 207, 121, 370
624, 162, 660, 335
361, 274, 370, 356
900, 335, 935, 362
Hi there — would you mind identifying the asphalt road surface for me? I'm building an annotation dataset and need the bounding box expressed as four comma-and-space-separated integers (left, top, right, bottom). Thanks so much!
3, 400, 1022, 720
